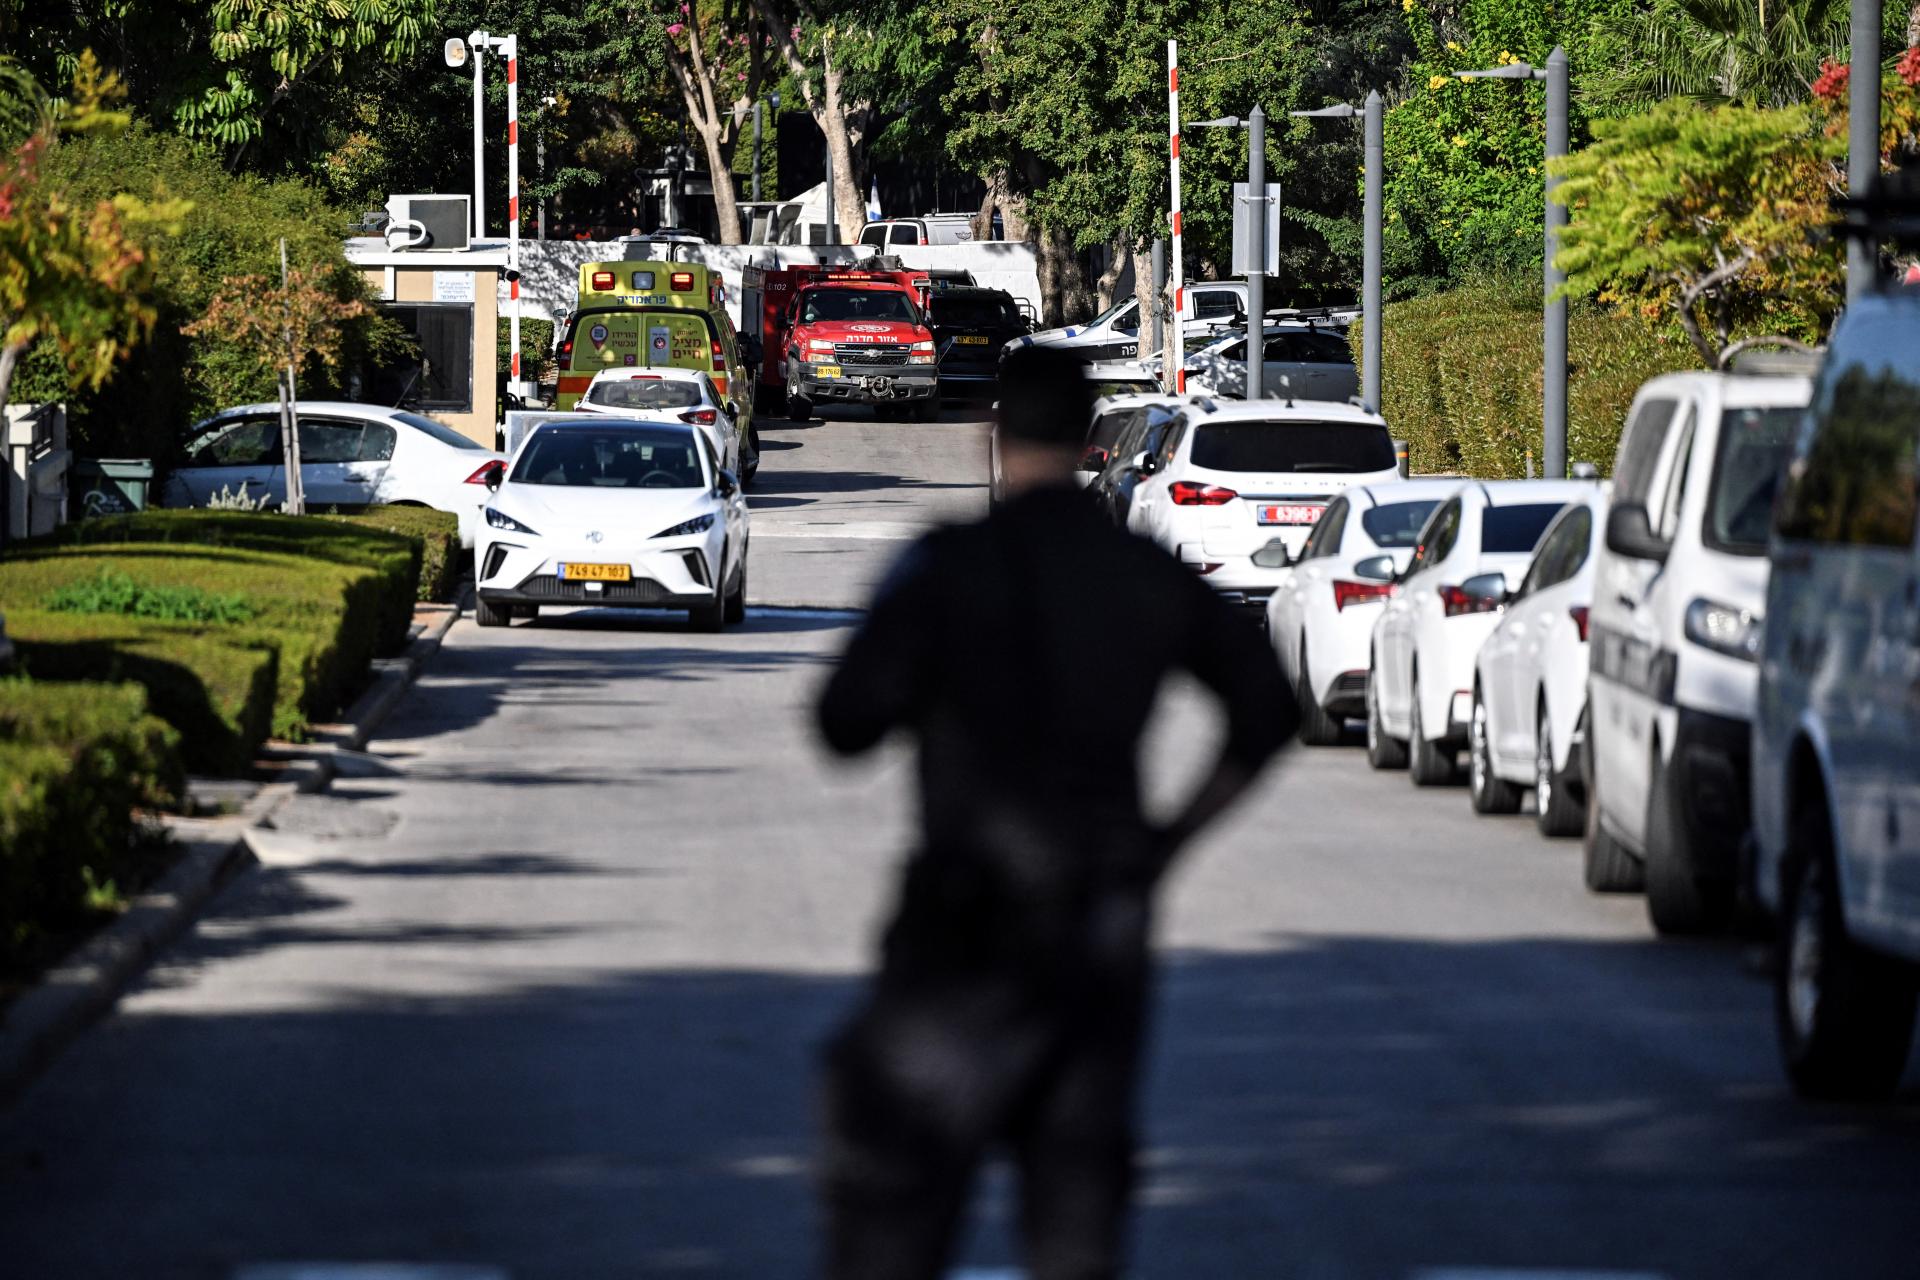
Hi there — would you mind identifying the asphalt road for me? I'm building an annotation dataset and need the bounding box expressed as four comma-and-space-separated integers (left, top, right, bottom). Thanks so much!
3, 400, 1918, 1280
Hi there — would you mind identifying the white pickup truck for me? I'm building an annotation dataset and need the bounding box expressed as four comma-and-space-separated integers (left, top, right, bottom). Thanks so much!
1008, 281, 1248, 363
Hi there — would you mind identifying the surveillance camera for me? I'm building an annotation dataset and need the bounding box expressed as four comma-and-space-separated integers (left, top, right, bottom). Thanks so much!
505, 269, 522, 283
444, 37, 468, 68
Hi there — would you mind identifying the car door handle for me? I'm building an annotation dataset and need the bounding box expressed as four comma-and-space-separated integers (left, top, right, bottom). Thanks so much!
1615, 594, 1637, 611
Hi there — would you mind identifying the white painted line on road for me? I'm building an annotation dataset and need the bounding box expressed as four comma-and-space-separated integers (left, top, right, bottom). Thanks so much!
753, 521, 931, 541
235, 1267, 509, 1280
1412, 1270, 1668, 1280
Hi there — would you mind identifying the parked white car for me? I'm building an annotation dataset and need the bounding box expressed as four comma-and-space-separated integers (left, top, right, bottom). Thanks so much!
1007, 283, 1247, 363
1585, 368, 1811, 931
1077, 393, 1186, 489
1266, 478, 1458, 744
573, 366, 758, 483
474, 417, 750, 631
1185, 323, 1359, 404
163, 402, 503, 548
1367, 480, 1593, 785
1752, 293, 1920, 1100
1125, 398, 1402, 618
1468, 487, 1609, 835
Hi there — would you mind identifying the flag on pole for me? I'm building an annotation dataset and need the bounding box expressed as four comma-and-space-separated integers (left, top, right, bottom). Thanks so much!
866, 178, 882, 222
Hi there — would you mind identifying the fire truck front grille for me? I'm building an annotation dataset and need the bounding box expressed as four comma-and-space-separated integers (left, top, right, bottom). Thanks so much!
833, 344, 910, 366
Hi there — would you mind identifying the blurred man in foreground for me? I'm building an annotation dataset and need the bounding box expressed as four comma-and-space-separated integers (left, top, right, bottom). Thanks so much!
816, 345, 1296, 1280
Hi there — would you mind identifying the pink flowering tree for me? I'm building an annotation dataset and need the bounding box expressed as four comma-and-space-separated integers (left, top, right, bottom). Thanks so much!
659, 0, 772, 244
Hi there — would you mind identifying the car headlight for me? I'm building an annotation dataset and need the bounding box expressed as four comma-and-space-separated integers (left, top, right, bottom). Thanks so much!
485, 507, 539, 536
653, 513, 716, 539
1684, 598, 1761, 662
808, 339, 837, 352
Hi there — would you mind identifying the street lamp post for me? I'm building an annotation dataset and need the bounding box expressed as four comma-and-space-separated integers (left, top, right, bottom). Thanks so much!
1191, 111, 1270, 399
447, 31, 526, 399
538, 94, 556, 240
1848, 0, 1883, 299
1291, 91, 1385, 413
1460, 47, 1569, 479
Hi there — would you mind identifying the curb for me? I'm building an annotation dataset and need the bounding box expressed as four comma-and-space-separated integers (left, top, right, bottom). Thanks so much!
0, 598, 466, 1107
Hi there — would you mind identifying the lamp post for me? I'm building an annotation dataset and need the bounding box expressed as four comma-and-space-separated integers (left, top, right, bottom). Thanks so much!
446, 31, 526, 399
1847, 0, 1883, 299
1460, 47, 1569, 479
538, 93, 556, 240
1190, 111, 1270, 399
1292, 91, 1385, 413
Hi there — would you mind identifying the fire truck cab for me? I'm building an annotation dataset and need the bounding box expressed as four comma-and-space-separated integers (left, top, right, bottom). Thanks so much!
759, 265, 938, 421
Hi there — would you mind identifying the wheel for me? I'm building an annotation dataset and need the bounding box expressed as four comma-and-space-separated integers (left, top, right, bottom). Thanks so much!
1582, 738, 1645, 892
742, 426, 762, 484
723, 555, 747, 625
788, 390, 813, 422
1534, 701, 1585, 838
1644, 740, 1731, 934
1294, 641, 1343, 746
1408, 674, 1459, 786
1365, 661, 1408, 770
475, 595, 510, 628
1468, 687, 1522, 813
1776, 804, 1918, 1099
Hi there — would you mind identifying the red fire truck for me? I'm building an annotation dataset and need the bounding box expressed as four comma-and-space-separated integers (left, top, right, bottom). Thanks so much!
757, 265, 938, 421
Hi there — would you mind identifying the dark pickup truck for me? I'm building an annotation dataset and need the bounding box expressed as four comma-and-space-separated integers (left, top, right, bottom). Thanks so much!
927, 285, 1031, 398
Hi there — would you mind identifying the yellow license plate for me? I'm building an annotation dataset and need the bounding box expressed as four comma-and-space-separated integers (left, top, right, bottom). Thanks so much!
815, 365, 841, 378
559, 563, 632, 582
957, 335, 989, 345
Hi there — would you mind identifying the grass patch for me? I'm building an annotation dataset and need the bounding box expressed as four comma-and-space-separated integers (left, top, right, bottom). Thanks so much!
44, 566, 257, 624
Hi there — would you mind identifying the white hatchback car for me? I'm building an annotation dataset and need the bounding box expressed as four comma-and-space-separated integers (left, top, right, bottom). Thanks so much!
1368, 480, 1594, 785
1184, 323, 1360, 404
164, 402, 504, 547
1125, 399, 1402, 617
1586, 369, 1811, 930
1468, 487, 1610, 835
573, 366, 759, 484
475, 418, 749, 631
1266, 479, 1459, 744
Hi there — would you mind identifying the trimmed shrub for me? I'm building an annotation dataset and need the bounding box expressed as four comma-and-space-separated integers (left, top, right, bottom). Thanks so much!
0, 679, 184, 963
1356, 275, 1699, 478
326, 506, 463, 604
4, 612, 279, 775
41, 511, 421, 654
0, 542, 388, 744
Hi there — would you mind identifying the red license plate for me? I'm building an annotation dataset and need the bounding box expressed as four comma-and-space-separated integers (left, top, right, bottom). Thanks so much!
1259, 503, 1324, 526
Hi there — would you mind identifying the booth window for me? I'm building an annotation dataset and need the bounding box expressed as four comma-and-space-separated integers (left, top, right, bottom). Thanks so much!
369, 304, 473, 412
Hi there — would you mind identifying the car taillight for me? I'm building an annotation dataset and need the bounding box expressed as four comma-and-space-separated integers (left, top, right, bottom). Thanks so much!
680, 409, 718, 425
671, 271, 695, 291
1569, 605, 1591, 642
464, 463, 501, 485
1169, 481, 1238, 506
710, 339, 726, 372
1079, 444, 1109, 471
1438, 583, 1502, 617
590, 271, 615, 290
1332, 579, 1393, 611
558, 339, 574, 362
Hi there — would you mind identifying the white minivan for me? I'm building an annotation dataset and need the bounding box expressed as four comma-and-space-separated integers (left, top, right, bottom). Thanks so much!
1584, 368, 1812, 931
1754, 291, 1920, 1100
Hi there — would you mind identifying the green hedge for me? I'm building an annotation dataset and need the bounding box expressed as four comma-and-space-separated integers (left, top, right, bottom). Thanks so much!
0, 679, 184, 962
1355, 275, 1701, 478
0, 541, 389, 746
42, 511, 421, 654
3, 612, 278, 775
326, 506, 463, 604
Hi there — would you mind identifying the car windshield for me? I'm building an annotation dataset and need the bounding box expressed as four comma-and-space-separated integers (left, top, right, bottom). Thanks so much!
510, 427, 706, 488
585, 378, 704, 411
392, 410, 487, 450
1085, 377, 1158, 398
1088, 408, 1147, 451
1482, 502, 1569, 553
1708, 404, 1802, 554
1360, 499, 1442, 548
934, 295, 1018, 327
1189, 420, 1395, 473
801, 288, 920, 324
1084, 296, 1137, 329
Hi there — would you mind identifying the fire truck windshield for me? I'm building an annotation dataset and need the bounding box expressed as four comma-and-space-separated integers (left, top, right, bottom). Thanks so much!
800, 288, 922, 325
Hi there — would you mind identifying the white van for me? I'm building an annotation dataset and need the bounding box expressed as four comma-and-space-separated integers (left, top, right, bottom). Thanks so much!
1584, 368, 1812, 932
1754, 291, 1920, 1100
857, 214, 978, 248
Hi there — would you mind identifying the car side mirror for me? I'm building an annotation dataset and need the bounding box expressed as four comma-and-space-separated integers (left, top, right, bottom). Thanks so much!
1250, 539, 1292, 569
1460, 571, 1510, 608
482, 460, 505, 491
716, 469, 739, 497
1605, 501, 1669, 564
725, 400, 740, 419
1132, 450, 1158, 476
1352, 554, 1395, 582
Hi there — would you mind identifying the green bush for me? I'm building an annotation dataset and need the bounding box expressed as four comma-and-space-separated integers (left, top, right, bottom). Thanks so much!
1357, 274, 1698, 478
0, 541, 390, 744
326, 506, 463, 604
42, 511, 421, 654
0, 679, 184, 963
4, 612, 279, 775
44, 567, 258, 624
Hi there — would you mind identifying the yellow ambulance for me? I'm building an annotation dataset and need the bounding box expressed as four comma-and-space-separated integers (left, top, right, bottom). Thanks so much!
552, 261, 755, 450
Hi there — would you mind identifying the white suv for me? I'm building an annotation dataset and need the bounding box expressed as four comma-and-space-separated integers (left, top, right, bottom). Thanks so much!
1124, 398, 1402, 617
1584, 369, 1812, 932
